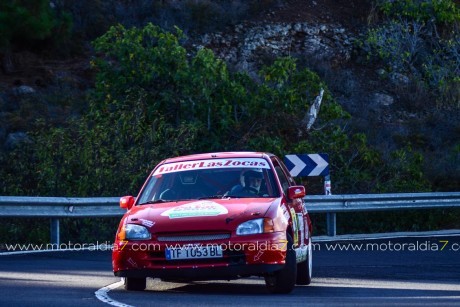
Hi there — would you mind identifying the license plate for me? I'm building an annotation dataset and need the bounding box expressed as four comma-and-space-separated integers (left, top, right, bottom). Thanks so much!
165, 245, 223, 260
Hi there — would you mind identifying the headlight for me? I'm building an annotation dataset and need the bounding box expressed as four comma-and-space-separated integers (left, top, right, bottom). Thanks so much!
124, 224, 151, 240
236, 218, 275, 235
236, 218, 264, 235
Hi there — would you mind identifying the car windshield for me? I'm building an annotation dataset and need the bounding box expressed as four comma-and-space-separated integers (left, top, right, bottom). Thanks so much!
137, 158, 280, 204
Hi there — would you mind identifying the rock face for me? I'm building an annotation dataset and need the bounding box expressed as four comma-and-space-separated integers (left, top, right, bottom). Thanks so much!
372, 93, 394, 108
12, 85, 35, 96
4, 132, 31, 150
198, 22, 353, 74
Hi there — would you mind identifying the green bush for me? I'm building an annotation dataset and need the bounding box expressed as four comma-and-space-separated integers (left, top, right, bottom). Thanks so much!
0, 0, 73, 51
0, 0, 55, 49
365, 19, 424, 72
365, 0, 460, 107
377, 0, 460, 26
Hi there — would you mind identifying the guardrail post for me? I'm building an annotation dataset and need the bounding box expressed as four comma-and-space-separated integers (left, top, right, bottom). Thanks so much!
324, 174, 335, 236
50, 218, 60, 245
326, 213, 336, 236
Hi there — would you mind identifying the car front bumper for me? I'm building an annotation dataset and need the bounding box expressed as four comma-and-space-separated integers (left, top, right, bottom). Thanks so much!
112, 232, 287, 280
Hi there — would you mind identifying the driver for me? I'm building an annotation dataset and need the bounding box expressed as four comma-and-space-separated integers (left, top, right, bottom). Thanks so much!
230, 169, 263, 196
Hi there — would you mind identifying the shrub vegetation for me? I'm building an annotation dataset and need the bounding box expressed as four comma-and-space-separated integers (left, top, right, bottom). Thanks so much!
365, 0, 460, 108
0, 0, 72, 53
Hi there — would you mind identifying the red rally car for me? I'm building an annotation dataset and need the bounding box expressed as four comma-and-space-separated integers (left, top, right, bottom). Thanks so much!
113, 152, 313, 293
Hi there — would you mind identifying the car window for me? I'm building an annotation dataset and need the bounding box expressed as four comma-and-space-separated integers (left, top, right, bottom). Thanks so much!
275, 166, 290, 195
271, 156, 297, 195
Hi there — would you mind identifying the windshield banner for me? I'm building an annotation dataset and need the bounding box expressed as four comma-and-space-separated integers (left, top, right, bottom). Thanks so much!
154, 158, 270, 175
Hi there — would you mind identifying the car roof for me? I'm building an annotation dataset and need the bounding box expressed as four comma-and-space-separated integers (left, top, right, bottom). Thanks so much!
159, 152, 274, 164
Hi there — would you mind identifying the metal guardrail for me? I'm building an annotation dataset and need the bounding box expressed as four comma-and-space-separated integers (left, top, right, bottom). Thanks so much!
0, 196, 122, 217
305, 192, 460, 236
305, 192, 460, 212
1, 192, 459, 244
0, 196, 122, 244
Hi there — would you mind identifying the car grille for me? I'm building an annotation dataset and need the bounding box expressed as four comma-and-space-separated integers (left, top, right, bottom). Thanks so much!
157, 233, 231, 242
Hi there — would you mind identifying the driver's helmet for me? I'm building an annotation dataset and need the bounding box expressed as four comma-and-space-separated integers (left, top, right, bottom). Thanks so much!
243, 169, 263, 193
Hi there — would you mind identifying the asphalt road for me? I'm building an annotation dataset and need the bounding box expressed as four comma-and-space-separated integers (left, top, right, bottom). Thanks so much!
1, 235, 459, 306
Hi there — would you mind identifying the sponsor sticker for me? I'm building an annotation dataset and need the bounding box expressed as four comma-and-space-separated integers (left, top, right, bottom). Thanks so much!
161, 201, 228, 219
297, 213, 305, 244
281, 204, 290, 221
290, 208, 299, 245
154, 158, 270, 175
140, 219, 155, 228
127, 257, 138, 268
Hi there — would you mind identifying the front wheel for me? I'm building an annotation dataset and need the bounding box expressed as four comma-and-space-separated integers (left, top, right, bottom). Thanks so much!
296, 238, 312, 285
124, 277, 146, 291
264, 233, 297, 294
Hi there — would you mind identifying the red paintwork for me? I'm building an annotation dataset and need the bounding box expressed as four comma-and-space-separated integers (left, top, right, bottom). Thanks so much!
112, 152, 312, 280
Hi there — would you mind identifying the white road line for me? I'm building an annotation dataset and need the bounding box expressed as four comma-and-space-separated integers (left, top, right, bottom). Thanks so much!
95, 279, 133, 307
0, 246, 112, 256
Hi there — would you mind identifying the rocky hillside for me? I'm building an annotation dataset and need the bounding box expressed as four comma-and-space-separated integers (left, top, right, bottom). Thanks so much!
1, 0, 459, 190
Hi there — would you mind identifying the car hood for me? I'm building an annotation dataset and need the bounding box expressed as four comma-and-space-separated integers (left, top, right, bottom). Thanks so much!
125, 198, 279, 233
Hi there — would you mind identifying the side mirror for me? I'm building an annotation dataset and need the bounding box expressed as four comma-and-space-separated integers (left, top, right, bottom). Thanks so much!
120, 196, 135, 210
288, 186, 305, 199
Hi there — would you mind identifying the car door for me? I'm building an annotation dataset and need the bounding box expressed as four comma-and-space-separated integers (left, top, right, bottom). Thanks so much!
271, 156, 306, 248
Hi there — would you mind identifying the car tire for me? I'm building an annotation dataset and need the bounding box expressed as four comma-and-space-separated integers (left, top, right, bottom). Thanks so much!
264, 233, 297, 294
296, 237, 312, 285
124, 277, 146, 291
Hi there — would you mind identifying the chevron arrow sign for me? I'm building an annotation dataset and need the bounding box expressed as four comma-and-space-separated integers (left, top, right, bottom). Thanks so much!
284, 154, 329, 177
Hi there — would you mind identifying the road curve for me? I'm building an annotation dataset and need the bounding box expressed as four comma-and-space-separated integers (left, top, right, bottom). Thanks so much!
1, 234, 459, 306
